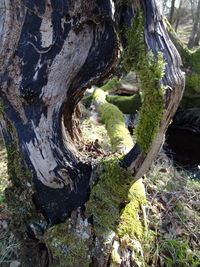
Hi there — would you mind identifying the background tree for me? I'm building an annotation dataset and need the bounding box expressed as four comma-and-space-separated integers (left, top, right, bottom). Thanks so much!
0, 0, 184, 265
174, 0, 183, 31
188, 0, 200, 48
169, 0, 176, 24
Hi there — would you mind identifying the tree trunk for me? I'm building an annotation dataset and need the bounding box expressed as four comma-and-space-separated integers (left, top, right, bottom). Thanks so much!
188, 0, 200, 49
0, 0, 184, 266
166, 21, 200, 108
174, 0, 183, 32
169, 0, 176, 24
193, 22, 200, 46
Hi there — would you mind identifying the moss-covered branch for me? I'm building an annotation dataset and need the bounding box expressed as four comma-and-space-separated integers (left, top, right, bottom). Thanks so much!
93, 88, 134, 153
106, 94, 141, 114
122, 11, 166, 153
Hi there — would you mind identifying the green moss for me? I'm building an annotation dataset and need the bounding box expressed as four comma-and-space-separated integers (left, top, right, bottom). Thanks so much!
86, 157, 146, 240
101, 77, 122, 92
106, 94, 141, 114
165, 19, 191, 62
166, 22, 200, 108
184, 48, 200, 102
93, 88, 133, 152
190, 48, 200, 73
4, 141, 39, 239
45, 222, 91, 267
186, 74, 200, 94
122, 11, 166, 153
117, 179, 146, 239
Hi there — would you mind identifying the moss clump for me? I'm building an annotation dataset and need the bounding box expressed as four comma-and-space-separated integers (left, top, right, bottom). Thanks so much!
189, 48, 200, 73
166, 22, 200, 108
165, 19, 191, 62
86, 157, 146, 240
106, 94, 141, 114
101, 77, 122, 92
5, 141, 40, 239
117, 178, 146, 239
45, 222, 91, 267
123, 12, 166, 153
93, 88, 133, 153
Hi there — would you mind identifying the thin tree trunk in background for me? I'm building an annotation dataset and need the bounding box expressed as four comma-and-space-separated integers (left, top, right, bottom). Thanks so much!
190, 0, 196, 22
163, 0, 168, 13
194, 22, 200, 46
188, 0, 200, 49
169, 0, 176, 24
175, 0, 183, 32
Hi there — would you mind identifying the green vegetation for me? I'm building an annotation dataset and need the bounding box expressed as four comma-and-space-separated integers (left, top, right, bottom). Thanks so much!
101, 77, 122, 92
183, 48, 200, 108
123, 12, 166, 153
93, 88, 134, 152
106, 94, 141, 114
166, 20, 200, 108
45, 222, 91, 267
86, 157, 146, 239
159, 239, 200, 266
5, 142, 36, 230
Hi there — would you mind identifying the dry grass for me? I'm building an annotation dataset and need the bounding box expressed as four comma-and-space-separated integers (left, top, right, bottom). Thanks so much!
143, 153, 200, 266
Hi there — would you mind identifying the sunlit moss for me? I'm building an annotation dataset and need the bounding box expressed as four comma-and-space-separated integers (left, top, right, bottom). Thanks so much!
86, 157, 146, 240
123, 11, 166, 153
93, 88, 133, 153
101, 77, 122, 92
106, 94, 141, 114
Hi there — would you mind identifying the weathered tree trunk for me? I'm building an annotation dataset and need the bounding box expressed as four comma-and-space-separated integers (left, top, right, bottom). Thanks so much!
0, 0, 117, 218
0, 0, 184, 266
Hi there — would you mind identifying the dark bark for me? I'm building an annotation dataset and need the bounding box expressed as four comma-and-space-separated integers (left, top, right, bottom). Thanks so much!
0, 0, 184, 266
